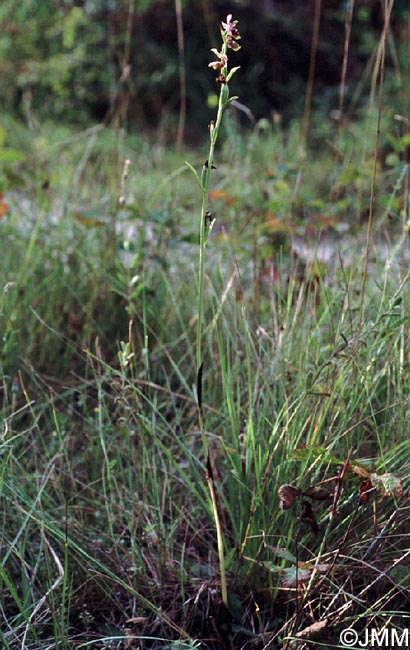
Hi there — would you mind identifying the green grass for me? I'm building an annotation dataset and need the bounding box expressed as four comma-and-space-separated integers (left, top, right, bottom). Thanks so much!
1, 115, 410, 649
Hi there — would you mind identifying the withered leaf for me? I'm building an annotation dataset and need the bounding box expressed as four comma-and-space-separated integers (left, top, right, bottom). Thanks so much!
278, 484, 302, 510
349, 462, 371, 479
295, 618, 329, 641
359, 478, 373, 503
282, 566, 311, 588
126, 616, 147, 625
303, 486, 333, 501
301, 500, 319, 536
370, 472, 403, 498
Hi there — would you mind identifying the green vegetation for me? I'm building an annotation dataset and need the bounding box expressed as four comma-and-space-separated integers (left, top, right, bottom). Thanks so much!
1, 5, 410, 650
2, 108, 409, 647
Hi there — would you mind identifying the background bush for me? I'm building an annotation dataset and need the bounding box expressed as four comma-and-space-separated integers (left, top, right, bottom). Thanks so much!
1, 0, 409, 136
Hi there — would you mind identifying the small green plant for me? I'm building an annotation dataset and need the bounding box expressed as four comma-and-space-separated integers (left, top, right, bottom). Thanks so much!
185, 14, 242, 608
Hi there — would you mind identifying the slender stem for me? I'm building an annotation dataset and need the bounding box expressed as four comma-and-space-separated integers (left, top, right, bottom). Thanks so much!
196, 40, 228, 383
206, 467, 228, 605
195, 37, 230, 607
302, 0, 322, 145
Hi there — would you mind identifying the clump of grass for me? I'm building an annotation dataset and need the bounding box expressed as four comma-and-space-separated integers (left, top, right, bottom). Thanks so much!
2, 241, 410, 648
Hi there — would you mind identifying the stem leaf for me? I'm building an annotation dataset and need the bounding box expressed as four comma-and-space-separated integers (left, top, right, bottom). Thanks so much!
185, 161, 205, 192
226, 66, 241, 82
225, 96, 239, 106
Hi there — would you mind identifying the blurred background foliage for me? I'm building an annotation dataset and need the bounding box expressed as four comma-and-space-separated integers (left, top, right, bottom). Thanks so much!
0, 0, 410, 140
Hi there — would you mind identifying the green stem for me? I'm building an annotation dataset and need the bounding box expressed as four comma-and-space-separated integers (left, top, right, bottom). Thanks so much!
196, 40, 228, 407
195, 39, 229, 607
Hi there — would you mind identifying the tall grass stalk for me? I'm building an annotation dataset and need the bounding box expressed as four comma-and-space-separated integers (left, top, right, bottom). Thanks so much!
359, 0, 393, 330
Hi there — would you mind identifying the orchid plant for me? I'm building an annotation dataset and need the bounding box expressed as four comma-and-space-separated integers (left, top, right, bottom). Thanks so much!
185, 14, 241, 608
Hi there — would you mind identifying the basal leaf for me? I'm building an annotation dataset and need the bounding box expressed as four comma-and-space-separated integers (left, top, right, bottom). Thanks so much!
282, 566, 311, 588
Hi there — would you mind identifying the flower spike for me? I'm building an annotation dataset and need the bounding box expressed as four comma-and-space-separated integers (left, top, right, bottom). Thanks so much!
209, 15, 241, 82
221, 14, 241, 49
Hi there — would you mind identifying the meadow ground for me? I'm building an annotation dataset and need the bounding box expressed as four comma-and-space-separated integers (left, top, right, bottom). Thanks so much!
1, 113, 410, 649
